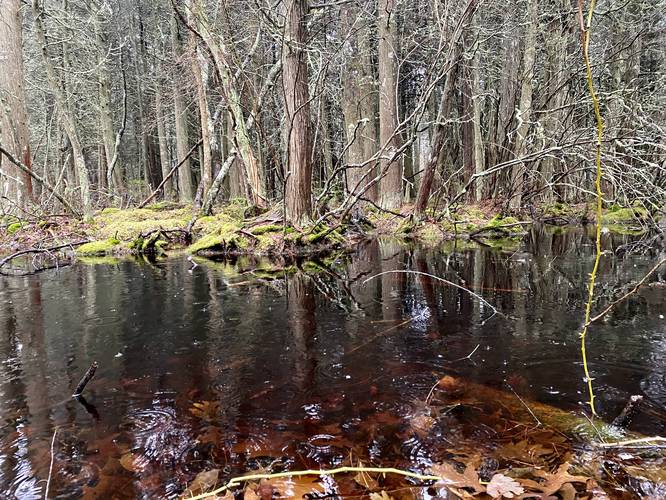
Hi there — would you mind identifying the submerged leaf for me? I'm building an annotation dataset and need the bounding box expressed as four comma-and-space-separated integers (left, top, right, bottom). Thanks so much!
119, 452, 149, 473
189, 400, 221, 421
486, 474, 524, 498
271, 476, 325, 498
354, 469, 380, 490
410, 414, 436, 437
369, 492, 393, 500
520, 461, 588, 497
431, 461, 484, 494
181, 469, 220, 498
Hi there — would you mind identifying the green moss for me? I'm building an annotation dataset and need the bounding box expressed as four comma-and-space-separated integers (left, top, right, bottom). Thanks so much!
76, 238, 121, 256
417, 223, 442, 242
189, 233, 227, 253
249, 224, 283, 235
481, 214, 526, 235
602, 224, 647, 236
145, 201, 182, 211
7, 222, 24, 234
94, 207, 192, 240
543, 202, 575, 217
602, 206, 648, 224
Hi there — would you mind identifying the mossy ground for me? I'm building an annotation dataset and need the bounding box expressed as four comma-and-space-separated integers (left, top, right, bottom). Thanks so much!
76, 237, 122, 256
369, 203, 530, 246
1, 201, 660, 259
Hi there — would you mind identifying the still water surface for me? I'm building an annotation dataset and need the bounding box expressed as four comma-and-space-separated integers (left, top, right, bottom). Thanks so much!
0, 227, 664, 498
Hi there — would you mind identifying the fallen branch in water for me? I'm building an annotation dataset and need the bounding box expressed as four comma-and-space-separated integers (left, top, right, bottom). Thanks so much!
362, 270, 500, 319
588, 257, 666, 326
186, 466, 443, 500
73, 361, 98, 397
596, 436, 666, 448
0, 240, 89, 273
612, 395, 644, 428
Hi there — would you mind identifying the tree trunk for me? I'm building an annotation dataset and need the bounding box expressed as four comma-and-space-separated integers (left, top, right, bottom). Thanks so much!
155, 76, 174, 201
95, 14, 122, 192
32, 0, 92, 219
283, 0, 312, 226
509, 0, 537, 210
0, 0, 33, 206
470, 38, 485, 201
171, 13, 195, 202
191, 36, 213, 196
377, 0, 402, 210
340, 3, 378, 205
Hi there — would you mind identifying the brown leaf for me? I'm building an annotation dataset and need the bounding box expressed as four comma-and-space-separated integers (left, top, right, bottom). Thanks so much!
271, 476, 325, 498
498, 440, 552, 464
181, 469, 220, 499
354, 469, 380, 490
521, 462, 588, 497
197, 425, 223, 445
119, 452, 149, 473
437, 375, 465, 397
244, 486, 260, 500
257, 479, 274, 500
369, 492, 393, 500
190, 400, 221, 421
410, 414, 436, 438
431, 461, 485, 494
486, 474, 524, 498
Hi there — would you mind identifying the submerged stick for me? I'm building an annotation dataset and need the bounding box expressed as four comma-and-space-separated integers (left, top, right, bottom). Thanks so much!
45, 427, 57, 500
612, 395, 644, 428
363, 270, 500, 319
73, 361, 98, 397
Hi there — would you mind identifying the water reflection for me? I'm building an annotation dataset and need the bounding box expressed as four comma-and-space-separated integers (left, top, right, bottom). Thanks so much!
0, 225, 663, 497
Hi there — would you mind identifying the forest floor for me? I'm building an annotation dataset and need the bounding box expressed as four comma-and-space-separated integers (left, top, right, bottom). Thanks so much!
0, 200, 660, 263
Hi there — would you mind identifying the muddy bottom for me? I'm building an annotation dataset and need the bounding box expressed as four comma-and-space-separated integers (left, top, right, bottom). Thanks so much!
0, 226, 664, 498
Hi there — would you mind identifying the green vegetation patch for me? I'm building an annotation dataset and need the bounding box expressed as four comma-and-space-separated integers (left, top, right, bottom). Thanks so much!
76, 237, 121, 256
480, 214, 526, 235
602, 206, 648, 224
94, 206, 192, 240
7, 222, 24, 234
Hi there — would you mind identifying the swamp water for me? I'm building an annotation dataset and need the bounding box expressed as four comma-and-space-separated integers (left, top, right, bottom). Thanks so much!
0, 227, 664, 498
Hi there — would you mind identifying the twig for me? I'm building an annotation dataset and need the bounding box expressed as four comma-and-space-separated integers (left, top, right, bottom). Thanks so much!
362, 270, 500, 319
506, 383, 542, 427
45, 427, 57, 499
72, 361, 98, 397
577, 0, 604, 417
186, 466, 444, 500
597, 436, 666, 448
139, 138, 203, 208
588, 257, 666, 325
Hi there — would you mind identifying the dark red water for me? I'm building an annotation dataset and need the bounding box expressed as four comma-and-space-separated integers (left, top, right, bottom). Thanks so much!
0, 226, 664, 498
